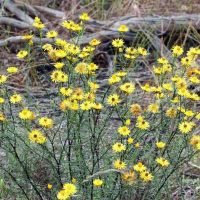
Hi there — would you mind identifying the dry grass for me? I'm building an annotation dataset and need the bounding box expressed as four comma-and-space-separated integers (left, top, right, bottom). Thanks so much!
18, 0, 200, 20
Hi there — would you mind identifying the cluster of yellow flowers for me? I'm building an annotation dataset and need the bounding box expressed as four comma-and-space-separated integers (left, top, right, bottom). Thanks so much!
57, 183, 77, 200
1, 12, 200, 199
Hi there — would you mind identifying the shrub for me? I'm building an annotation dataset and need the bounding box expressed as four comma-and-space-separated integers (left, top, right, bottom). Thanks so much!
0, 13, 200, 200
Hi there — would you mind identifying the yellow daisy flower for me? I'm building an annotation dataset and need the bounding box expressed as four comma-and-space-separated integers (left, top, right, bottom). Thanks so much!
107, 94, 121, 106
93, 179, 103, 187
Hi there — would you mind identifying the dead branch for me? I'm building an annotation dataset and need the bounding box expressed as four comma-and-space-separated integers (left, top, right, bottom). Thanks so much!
34, 6, 65, 19
4, 0, 34, 25
16, 2, 49, 25
0, 29, 136, 47
0, 17, 31, 29
0, 36, 52, 47
111, 14, 200, 33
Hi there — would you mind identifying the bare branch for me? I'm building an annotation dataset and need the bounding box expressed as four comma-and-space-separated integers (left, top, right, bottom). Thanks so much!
0, 17, 31, 29
4, 0, 34, 25
34, 6, 65, 18
0, 36, 52, 47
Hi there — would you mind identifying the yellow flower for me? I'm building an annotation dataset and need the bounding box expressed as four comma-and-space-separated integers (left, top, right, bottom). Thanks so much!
125, 47, 137, 55
0, 97, 5, 104
172, 45, 183, 57
60, 87, 73, 96
22, 34, 33, 40
39, 117, 53, 128
79, 52, 89, 58
54, 49, 67, 59
10, 94, 22, 104
42, 43, 53, 51
17, 50, 28, 59
181, 57, 193, 67
57, 189, 70, 200
118, 126, 130, 136
55, 38, 68, 47
187, 92, 200, 101
88, 81, 99, 92
179, 121, 194, 134
177, 88, 190, 97
133, 162, 146, 172
170, 97, 180, 103
136, 116, 150, 130
162, 83, 173, 91
89, 38, 101, 46
60, 99, 74, 111
195, 113, 200, 120
125, 119, 131, 125
7, 66, 18, 73
153, 66, 162, 75
107, 94, 121, 106
54, 62, 64, 69
122, 171, 136, 184
189, 76, 200, 83
127, 137, 134, 144
137, 47, 147, 56
72, 178, 77, 184
130, 104, 142, 116
47, 184, 53, 189
67, 44, 81, 55
80, 101, 92, 111
162, 64, 172, 73
0, 75, 7, 84
157, 57, 168, 65
187, 47, 200, 58
28, 129, 46, 144
178, 107, 195, 117
120, 82, 135, 94
33, 17, 45, 29
93, 179, 103, 187
134, 142, 140, 148
118, 24, 129, 32
140, 171, 153, 182
84, 92, 95, 102
71, 88, 84, 101
46, 30, 58, 38
156, 157, 170, 167
141, 83, 151, 92
79, 12, 90, 21
0, 113, 6, 122
57, 183, 77, 199
116, 71, 127, 77
112, 142, 126, 152
82, 46, 95, 53
108, 74, 121, 85
112, 39, 124, 48
147, 103, 159, 113
190, 135, 200, 150
63, 183, 77, 196
91, 102, 102, 110
88, 63, 98, 71
75, 62, 88, 74
50, 70, 68, 83
156, 141, 166, 149
19, 109, 35, 120
114, 159, 126, 170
